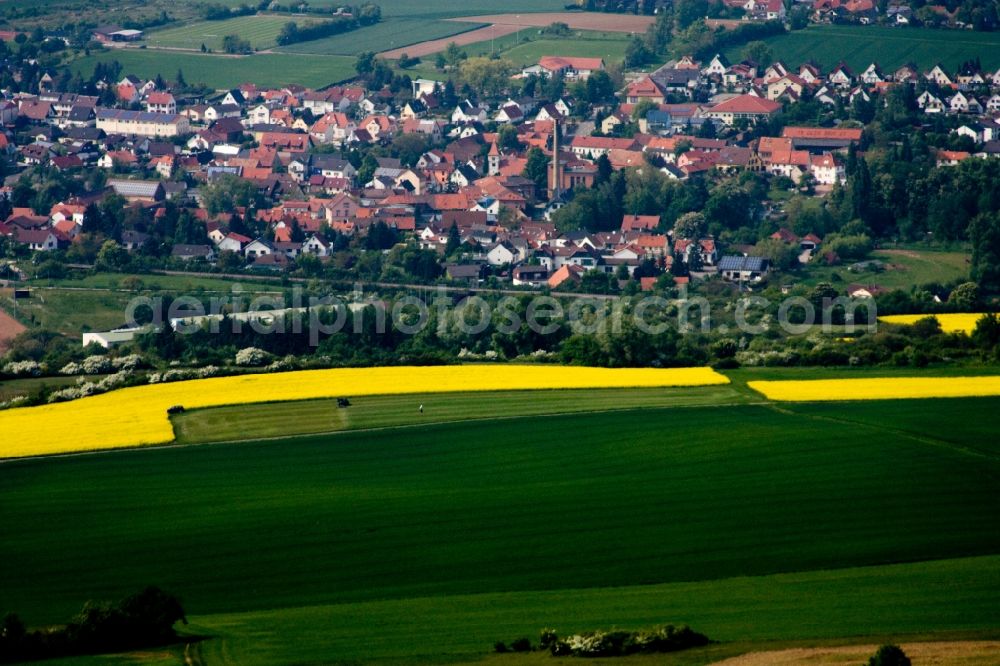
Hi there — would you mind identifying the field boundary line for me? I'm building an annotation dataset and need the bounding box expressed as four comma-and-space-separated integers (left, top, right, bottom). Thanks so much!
767, 404, 1000, 462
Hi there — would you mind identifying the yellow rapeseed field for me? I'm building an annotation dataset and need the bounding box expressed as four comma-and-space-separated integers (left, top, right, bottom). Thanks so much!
0, 365, 728, 459
879, 313, 990, 335
749, 376, 1000, 402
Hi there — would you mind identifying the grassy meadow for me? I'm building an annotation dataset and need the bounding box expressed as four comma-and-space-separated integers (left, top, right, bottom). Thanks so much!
3, 391, 1000, 663
5, 273, 288, 336
144, 15, 323, 51
722, 25, 1000, 72
71, 49, 355, 90
794, 247, 971, 290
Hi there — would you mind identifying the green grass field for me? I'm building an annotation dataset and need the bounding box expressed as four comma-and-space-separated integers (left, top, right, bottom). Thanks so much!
275, 17, 483, 55
172, 386, 755, 443
3, 388, 1000, 663
5, 274, 289, 336
478, 33, 631, 68
144, 15, 322, 51
722, 25, 1000, 72
397, 30, 638, 81
798, 248, 971, 290
71, 49, 355, 89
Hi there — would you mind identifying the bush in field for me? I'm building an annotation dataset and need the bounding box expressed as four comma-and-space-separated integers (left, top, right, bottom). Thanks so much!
543, 624, 710, 657
510, 637, 532, 652
867, 645, 911, 666
235, 347, 272, 367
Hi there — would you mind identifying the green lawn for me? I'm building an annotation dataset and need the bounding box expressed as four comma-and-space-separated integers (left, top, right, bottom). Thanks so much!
144, 15, 322, 51
4, 396, 999, 644
71, 49, 355, 89
274, 18, 483, 55
722, 25, 1000, 72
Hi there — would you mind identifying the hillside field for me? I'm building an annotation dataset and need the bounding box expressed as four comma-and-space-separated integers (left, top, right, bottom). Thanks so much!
2, 388, 999, 663
71, 49, 355, 90
275, 17, 483, 55
288, 0, 570, 19
722, 25, 1000, 72
144, 15, 323, 51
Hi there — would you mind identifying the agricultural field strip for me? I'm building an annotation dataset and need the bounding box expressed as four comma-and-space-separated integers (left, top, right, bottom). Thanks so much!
179, 554, 1000, 664
0, 365, 728, 459
175, 400, 766, 448
879, 313, 988, 334
70, 49, 357, 89
275, 18, 485, 56
791, 26, 1000, 48
749, 376, 1000, 402
770, 403, 1000, 463
5, 400, 998, 633
721, 26, 1000, 70
145, 16, 318, 51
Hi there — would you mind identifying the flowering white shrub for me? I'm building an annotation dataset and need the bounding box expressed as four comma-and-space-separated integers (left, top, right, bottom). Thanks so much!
235, 347, 272, 367
81, 355, 113, 374
0, 395, 28, 409
111, 354, 143, 371
3, 360, 43, 377
60, 362, 82, 375
266, 357, 296, 372
734, 350, 799, 367
458, 349, 501, 360
147, 365, 220, 385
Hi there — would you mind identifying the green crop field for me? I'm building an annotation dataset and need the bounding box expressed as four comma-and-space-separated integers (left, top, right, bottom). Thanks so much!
277, 0, 569, 19
274, 18, 482, 55
71, 49, 355, 90
144, 15, 322, 51
3, 388, 1000, 663
722, 25, 1000, 72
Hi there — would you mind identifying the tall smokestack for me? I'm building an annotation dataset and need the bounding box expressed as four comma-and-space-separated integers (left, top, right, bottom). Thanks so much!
550, 118, 560, 200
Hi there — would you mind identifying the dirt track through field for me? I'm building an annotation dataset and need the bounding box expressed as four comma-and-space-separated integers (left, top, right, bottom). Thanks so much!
710, 641, 1000, 665
380, 23, 521, 58
380, 11, 654, 58
0, 305, 25, 352
452, 12, 655, 32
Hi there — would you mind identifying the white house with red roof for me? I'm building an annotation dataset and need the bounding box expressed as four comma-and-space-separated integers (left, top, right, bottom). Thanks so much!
522, 56, 605, 81
145, 92, 176, 115
702, 95, 782, 125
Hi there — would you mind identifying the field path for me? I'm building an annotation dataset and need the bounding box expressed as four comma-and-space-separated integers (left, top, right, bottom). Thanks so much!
711, 640, 1000, 665
0, 305, 26, 352
380, 23, 519, 58
450, 12, 654, 32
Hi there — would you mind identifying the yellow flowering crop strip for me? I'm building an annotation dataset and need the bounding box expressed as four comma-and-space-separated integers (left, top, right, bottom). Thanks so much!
0, 365, 728, 459
879, 313, 989, 335
748, 376, 1000, 402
